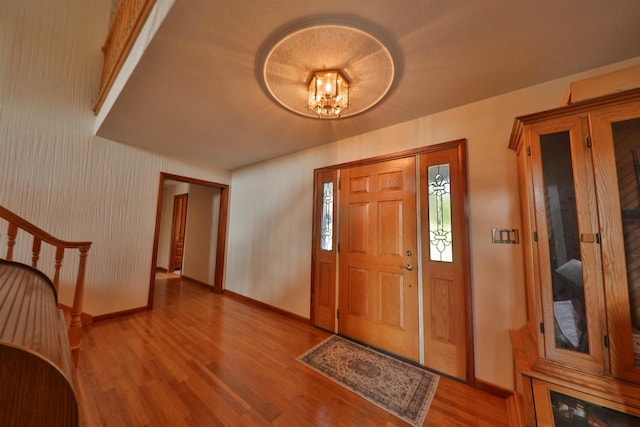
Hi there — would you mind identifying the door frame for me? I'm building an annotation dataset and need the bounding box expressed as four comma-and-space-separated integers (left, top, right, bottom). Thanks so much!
310, 139, 475, 383
147, 172, 230, 309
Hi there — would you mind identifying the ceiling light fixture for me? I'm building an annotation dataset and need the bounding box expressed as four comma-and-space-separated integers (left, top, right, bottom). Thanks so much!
261, 24, 395, 120
307, 70, 349, 118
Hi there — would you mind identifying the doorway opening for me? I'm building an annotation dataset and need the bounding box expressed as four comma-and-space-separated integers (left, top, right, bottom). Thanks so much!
147, 173, 229, 309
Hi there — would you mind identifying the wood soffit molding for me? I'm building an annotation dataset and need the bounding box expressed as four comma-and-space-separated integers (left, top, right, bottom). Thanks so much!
93, 0, 157, 114
313, 139, 467, 173
508, 87, 640, 151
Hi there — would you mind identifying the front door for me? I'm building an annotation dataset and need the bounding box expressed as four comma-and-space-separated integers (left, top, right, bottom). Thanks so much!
338, 157, 419, 361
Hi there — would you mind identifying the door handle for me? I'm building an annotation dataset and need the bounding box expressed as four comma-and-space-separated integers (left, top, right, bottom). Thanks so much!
400, 264, 414, 271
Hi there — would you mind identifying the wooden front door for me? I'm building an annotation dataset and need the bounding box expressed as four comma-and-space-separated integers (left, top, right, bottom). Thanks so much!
169, 194, 188, 272
338, 157, 420, 361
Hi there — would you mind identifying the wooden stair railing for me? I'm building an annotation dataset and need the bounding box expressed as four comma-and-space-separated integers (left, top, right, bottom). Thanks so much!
93, 0, 157, 114
0, 205, 91, 365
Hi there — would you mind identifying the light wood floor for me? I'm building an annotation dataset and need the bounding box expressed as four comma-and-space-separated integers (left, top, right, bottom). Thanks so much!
76, 276, 510, 426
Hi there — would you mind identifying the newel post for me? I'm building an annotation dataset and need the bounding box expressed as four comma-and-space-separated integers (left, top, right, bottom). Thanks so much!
68, 246, 89, 366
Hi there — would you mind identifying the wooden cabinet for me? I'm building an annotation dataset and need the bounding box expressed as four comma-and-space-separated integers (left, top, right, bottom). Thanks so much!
531, 379, 640, 426
509, 88, 640, 425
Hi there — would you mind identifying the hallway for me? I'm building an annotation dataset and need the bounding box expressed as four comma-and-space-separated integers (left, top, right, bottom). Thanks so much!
75, 276, 510, 426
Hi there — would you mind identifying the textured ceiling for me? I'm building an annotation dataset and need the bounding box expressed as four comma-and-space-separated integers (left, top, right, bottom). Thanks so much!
96, 0, 640, 170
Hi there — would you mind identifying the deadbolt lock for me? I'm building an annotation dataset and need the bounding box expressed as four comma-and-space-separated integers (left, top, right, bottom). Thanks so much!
406, 250, 413, 256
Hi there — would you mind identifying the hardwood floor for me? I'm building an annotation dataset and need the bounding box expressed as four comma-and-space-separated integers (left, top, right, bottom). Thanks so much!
76, 276, 510, 426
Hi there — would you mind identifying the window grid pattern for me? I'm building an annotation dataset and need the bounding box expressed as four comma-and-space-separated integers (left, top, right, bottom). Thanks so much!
428, 164, 453, 262
321, 182, 334, 251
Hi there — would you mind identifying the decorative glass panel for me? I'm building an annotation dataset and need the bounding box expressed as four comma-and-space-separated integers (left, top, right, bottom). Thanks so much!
321, 182, 334, 251
611, 118, 640, 366
540, 131, 588, 354
428, 164, 453, 262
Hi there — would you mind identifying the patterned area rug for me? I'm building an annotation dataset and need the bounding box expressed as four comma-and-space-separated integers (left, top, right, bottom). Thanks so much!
298, 335, 439, 426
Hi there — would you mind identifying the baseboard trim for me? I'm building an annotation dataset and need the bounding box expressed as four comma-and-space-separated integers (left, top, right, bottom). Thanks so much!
505, 393, 524, 427
58, 303, 94, 325
475, 379, 513, 399
476, 379, 520, 426
91, 305, 149, 323
223, 289, 310, 325
181, 274, 213, 290
155, 266, 168, 272
62, 283, 309, 327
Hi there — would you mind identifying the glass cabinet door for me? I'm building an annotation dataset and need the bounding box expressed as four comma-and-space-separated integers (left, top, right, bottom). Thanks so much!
529, 115, 606, 373
590, 101, 640, 382
531, 379, 640, 426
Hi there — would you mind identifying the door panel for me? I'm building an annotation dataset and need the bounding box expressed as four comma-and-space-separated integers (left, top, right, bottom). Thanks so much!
348, 203, 368, 252
420, 146, 469, 380
311, 170, 337, 331
431, 277, 454, 342
379, 200, 402, 254
339, 157, 419, 361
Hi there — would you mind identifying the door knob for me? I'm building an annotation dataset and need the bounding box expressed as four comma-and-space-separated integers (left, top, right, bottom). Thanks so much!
400, 264, 414, 271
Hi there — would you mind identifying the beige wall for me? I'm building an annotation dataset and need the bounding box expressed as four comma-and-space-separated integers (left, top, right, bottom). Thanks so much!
4, 0, 640, 392
182, 184, 221, 285
0, 0, 231, 316
226, 57, 640, 389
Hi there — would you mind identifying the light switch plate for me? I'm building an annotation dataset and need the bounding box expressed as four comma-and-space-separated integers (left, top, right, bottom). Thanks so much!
492, 228, 519, 244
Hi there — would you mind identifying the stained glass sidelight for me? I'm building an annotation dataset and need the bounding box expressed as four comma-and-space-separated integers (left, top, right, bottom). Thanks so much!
321, 182, 334, 251
428, 164, 453, 262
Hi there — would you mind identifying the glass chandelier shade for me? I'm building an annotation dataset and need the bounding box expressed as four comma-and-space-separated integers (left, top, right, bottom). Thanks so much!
307, 70, 349, 118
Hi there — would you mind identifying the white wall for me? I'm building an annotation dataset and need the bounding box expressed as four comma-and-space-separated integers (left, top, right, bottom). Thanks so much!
182, 184, 220, 285
226, 57, 640, 389
0, 0, 231, 316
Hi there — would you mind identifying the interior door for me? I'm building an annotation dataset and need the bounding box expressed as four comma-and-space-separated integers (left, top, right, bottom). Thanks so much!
338, 157, 419, 361
169, 193, 188, 272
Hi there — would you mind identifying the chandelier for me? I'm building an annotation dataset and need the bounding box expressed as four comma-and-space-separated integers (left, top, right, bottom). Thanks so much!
307, 70, 350, 118
261, 24, 395, 119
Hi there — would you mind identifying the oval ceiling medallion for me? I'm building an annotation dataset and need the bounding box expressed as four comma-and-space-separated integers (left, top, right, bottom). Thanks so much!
262, 24, 395, 119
